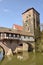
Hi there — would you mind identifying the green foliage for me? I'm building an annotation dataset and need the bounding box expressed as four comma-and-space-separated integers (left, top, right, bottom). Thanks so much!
40, 31, 43, 52
35, 31, 43, 52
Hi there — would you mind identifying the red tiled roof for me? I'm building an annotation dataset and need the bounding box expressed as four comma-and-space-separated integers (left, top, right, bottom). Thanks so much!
13, 24, 23, 31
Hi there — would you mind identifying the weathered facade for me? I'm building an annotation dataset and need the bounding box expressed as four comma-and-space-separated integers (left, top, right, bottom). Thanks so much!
22, 8, 40, 38
0, 8, 40, 55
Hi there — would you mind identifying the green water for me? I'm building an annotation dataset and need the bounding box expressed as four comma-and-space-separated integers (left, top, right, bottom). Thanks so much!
0, 52, 43, 65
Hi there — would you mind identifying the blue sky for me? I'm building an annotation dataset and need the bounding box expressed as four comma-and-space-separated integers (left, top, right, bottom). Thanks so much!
0, 0, 43, 28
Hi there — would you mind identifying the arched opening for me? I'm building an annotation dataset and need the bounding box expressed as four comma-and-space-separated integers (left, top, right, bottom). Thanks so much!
0, 46, 5, 60
0, 46, 5, 55
28, 43, 33, 52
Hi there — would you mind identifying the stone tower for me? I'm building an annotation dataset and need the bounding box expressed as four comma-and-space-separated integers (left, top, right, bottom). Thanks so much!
22, 8, 40, 39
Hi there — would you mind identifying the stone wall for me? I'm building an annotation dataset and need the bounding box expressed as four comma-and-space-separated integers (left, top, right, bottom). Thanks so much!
23, 42, 28, 51
0, 40, 19, 55
0, 40, 35, 55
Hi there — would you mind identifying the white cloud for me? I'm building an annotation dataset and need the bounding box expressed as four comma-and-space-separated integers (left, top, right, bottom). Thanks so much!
4, 9, 9, 12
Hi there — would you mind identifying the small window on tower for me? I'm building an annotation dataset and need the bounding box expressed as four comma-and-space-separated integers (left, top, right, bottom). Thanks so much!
25, 24, 27, 26
29, 15, 31, 17
25, 20, 28, 23
28, 27, 30, 32
34, 18, 35, 22
26, 16, 28, 18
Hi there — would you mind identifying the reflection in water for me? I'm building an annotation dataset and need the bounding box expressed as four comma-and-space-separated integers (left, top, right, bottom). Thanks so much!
17, 52, 28, 60
7, 55, 13, 61
7, 56, 12, 61
22, 52, 29, 60
0, 52, 3, 61
17, 52, 35, 61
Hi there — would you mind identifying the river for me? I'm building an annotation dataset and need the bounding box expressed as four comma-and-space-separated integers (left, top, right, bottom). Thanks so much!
0, 52, 43, 65
0, 52, 3, 61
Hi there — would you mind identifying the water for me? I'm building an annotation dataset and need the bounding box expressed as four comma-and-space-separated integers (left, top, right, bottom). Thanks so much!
0, 52, 3, 61
17, 52, 35, 61
0, 52, 43, 65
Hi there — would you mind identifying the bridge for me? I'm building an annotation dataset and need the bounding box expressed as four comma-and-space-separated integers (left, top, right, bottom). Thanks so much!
0, 27, 35, 56
0, 39, 35, 56
0, 41, 10, 55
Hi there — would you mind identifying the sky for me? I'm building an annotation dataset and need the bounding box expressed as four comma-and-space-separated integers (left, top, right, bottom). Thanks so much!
0, 0, 43, 28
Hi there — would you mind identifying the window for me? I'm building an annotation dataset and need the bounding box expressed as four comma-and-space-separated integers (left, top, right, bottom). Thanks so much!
19, 35, 21, 38
28, 27, 30, 32
9, 34, 11, 37
26, 16, 28, 18
17, 35, 19, 38
26, 36, 28, 39
37, 20, 39, 26
21, 36, 24, 39
13, 34, 15, 37
11, 34, 13, 37
25, 20, 28, 23
6, 33, 9, 37
19, 44, 23, 46
24, 36, 26, 38
15, 34, 17, 37
30, 37, 33, 39
29, 15, 31, 17
25, 24, 27, 26
34, 18, 35, 22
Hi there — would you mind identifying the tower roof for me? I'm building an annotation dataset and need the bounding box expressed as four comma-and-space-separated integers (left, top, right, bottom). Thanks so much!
22, 7, 40, 15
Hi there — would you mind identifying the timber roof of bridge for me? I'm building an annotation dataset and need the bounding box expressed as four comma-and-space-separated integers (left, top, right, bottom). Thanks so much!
0, 27, 33, 36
